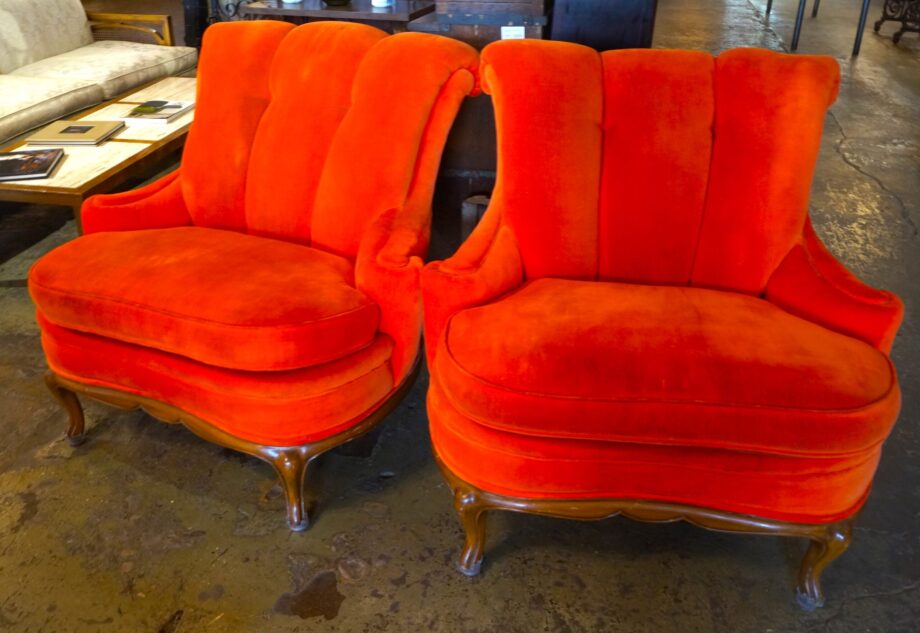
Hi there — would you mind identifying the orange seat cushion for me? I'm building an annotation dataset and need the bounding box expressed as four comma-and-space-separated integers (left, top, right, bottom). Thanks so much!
29, 227, 379, 371
428, 379, 878, 524
438, 279, 899, 457
39, 315, 395, 446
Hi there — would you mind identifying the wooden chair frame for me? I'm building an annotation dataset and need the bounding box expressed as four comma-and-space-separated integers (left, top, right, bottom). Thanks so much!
435, 451, 856, 611
45, 359, 420, 531
86, 11, 175, 46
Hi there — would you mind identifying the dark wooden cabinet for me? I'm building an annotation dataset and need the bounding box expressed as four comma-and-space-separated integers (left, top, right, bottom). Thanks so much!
549, 0, 657, 49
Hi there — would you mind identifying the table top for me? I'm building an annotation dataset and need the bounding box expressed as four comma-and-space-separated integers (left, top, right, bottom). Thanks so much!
0, 77, 196, 197
242, 0, 435, 22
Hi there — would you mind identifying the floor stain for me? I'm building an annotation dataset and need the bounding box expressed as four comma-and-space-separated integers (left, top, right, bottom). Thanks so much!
12, 491, 38, 533
273, 571, 344, 621
157, 609, 183, 633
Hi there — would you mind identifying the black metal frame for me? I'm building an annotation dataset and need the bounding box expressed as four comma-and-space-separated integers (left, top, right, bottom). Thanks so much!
874, 0, 920, 44
765, 0, 873, 56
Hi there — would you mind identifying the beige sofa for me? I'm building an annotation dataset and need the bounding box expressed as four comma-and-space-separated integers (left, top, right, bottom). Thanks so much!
0, 0, 197, 144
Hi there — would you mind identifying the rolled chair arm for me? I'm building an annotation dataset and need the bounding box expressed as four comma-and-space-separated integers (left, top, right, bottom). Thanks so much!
81, 170, 191, 234
421, 207, 524, 367
356, 207, 430, 382
766, 220, 903, 353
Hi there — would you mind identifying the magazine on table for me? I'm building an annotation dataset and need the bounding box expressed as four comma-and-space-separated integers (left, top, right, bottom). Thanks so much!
121, 100, 195, 125
0, 148, 64, 182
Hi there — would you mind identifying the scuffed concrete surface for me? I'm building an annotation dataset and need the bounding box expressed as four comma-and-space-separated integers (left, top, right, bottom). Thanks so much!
0, 1, 918, 631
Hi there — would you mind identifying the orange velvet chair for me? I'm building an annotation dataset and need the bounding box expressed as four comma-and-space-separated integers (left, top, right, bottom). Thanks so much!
422, 41, 903, 609
29, 21, 478, 531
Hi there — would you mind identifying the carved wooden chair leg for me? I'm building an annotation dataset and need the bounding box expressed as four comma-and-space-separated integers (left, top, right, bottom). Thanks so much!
454, 486, 489, 576
267, 446, 314, 532
44, 371, 86, 446
795, 518, 853, 610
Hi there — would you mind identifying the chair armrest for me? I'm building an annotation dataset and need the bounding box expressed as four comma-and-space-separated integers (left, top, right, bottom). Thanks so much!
421, 207, 524, 368
356, 207, 428, 382
86, 12, 174, 46
765, 220, 903, 353
82, 169, 191, 234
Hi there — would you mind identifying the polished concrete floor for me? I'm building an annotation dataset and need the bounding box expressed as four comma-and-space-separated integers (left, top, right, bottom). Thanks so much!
1, 1, 918, 631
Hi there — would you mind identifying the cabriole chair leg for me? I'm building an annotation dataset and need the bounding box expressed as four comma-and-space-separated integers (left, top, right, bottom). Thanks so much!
267, 447, 314, 532
44, 371, 86, 446
454, 486, 488, 576
796, 519, 854, 610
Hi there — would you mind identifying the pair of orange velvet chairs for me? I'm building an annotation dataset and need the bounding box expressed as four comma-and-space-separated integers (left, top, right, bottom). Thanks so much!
28, 21, 902, 610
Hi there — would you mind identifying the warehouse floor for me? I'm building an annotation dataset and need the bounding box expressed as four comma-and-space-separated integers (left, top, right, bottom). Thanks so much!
1, 1, 918, 631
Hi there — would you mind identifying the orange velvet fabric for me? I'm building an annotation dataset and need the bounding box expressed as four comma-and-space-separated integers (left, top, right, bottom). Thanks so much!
429, 379, 879, 524
81, 170, 191, 234
40, 316, 395, 446
31, 227, 379, 371
30, 22, 480, 446
182, 20, 295, 231
438, 278, 899, 456
244, 23, 388, 243
423, 41, 903, 523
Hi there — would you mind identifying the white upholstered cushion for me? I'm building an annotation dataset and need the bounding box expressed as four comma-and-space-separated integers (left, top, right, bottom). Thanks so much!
0, 0, 93, 73
11, 40, 198, 99
0, 75, 104, 144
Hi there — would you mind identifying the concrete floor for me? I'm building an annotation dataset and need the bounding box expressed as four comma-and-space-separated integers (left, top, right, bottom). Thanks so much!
1, 1, 918, 631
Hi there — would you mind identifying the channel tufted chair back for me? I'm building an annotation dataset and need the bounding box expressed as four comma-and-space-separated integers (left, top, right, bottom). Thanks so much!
482, 43, 837, 294
170, 21, 478, 257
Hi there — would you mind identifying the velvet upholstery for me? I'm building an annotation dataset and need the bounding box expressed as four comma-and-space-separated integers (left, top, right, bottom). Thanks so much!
422, 41, 903, 525
31, 227, 379, 372
29, 22, 479, 447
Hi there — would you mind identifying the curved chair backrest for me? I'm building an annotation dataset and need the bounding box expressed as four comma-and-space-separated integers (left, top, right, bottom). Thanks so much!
480, 41, 839, 295
181, 21, 478, 258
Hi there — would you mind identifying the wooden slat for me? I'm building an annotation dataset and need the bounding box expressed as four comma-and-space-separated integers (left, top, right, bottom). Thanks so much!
437, 0, 543, 16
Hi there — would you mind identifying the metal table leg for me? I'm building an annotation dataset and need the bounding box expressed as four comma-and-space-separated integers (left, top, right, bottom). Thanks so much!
791, 0, 808, 50
853, 0, 872, 55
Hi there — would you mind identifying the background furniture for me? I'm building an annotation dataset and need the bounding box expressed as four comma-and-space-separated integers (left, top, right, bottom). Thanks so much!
81, 0, 210, 47
0, 77, 196, 227
549, 0, 657, 49
874, 0, 920, 43
0, 0, 197, 144
422, 41, 903, 610
766, 0, 872, 55
240, 0, 435, 32
30, 21, 478, 532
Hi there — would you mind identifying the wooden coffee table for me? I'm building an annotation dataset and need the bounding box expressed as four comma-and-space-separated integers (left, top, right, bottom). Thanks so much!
0, 76, 196, 231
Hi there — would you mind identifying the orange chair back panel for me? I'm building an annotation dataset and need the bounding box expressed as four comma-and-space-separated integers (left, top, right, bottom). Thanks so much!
480, 41, 602, 280
598, 50, 714, 285
480, 43, 840, 294
180, 23, 478, 258
310, 34, 480, 258
691, 49, 839, 294
181, 21, 294, 231
244, 23, 387, 244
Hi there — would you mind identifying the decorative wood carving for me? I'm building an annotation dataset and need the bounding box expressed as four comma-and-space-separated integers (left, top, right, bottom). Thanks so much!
435, 452, 856, 610
45, 360, 419, 531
